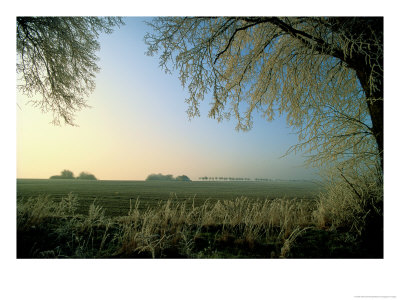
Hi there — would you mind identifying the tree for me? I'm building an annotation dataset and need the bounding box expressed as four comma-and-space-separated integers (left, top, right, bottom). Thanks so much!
145, 17, 383, 174
175, 175, 191, 181
50, 169, 74, 179
60, 169, 74, 179
17, 17, 124, 125
145, 173, 175, 181
77, 172, 97, 180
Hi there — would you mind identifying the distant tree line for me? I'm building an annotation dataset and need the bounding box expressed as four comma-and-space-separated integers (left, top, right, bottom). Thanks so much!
198, 177, 306, 182
254, 178, 273, 182
50, 170, 97, 180
145, 173, 191, 181
198, 176, 252, 181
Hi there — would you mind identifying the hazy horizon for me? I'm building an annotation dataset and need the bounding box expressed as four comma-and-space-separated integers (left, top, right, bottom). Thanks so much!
16, 17, 320, 181
16, 176, 317, 181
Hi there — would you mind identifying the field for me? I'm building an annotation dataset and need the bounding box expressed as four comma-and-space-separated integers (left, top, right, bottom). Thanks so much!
17, 179, 322, 216
17, 178, 382, 258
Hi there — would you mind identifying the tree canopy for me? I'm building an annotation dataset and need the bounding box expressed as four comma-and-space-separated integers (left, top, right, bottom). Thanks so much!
50, 169, 74, 179
16, 17, 124, 125
145, 173, 191, 181
77, 172, 97, 180
49, 170, 97, 180
146, 173, 175, 181
175, 175, 191, 181
145, 17, 383, 174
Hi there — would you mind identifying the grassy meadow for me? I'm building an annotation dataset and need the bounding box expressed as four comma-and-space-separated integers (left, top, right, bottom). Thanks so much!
17, 178, 382, 258
17, 179, 321, 216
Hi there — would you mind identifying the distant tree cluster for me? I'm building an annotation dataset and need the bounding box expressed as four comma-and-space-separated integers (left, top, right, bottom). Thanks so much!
77, 172, 97, 180
197, 177, 307, 182
49, 170, 97, 180
146, 174, 174, 181
49, 169, 74, 179
175, 175, 191, 181
198, 176, 252, 181
254, 178, 273, 182
146, 173, 191, 181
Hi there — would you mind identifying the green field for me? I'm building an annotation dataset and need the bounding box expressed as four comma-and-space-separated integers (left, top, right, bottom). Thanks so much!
17, 179, 322, 216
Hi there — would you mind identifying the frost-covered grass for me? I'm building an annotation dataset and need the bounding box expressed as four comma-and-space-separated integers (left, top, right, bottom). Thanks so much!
17, 177, 382, 258
16, 179, 322, 217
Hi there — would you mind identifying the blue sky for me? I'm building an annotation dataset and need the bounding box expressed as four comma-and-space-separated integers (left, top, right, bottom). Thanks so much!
16, 17, 322, 180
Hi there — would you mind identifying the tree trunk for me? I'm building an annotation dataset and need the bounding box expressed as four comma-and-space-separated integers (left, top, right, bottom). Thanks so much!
339, 18, 383, 173
355, 67, 384, 173
366, 92, 384, 172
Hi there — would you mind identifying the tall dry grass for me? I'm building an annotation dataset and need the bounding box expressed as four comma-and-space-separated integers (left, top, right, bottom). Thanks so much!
313, 171, 383, 236
17, 174, 382, 258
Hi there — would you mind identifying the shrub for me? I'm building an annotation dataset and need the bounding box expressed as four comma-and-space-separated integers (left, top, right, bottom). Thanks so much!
313, 171, 383, 235
309, 169, 383, 257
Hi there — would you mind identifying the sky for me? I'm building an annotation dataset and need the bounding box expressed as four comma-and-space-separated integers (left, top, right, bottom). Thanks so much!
16, 17, 321, 181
